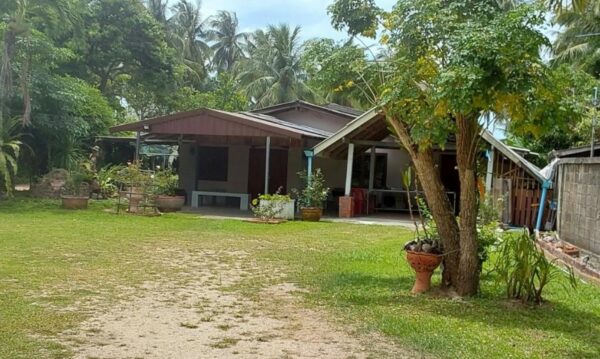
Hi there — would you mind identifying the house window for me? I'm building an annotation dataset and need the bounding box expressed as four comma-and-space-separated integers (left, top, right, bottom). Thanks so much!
352, 153, 387, 188
197, 146, 228, 181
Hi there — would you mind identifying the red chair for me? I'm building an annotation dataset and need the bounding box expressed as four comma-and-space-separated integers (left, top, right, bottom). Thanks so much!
351, 188, 367, 216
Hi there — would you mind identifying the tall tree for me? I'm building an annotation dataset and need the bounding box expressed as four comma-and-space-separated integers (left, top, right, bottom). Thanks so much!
0, 0, 77, 126
207, 11, 247, 72
237, 24, 315, 108
329, 0, 578, 296
301, 38, 371, 108
552, 1, 600, 77
169, 0, 210, 87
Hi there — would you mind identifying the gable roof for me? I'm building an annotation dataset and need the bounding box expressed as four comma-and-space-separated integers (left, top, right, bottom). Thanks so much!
312, 108, 546, 183
549, 142, 600, 159
252, 100, 364, 119
110, 108, 329, 139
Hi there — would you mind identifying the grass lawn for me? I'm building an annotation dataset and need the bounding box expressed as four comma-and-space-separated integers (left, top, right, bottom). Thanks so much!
1, 197, 599, 358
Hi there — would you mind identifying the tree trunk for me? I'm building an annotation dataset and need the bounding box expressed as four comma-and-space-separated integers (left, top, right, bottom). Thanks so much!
387, 117, 461, 288
455, 115, 481, 296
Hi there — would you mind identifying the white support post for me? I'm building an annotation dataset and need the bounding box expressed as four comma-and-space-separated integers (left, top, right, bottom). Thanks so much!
264, 136, 271, 194
344, 143, 354, 196
368, 146, 376, 191
485, 148, 495, 195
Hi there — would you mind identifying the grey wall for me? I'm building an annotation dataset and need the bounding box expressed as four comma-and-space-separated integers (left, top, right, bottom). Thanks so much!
197, 145, 249, 193
274, 109, 351, 133
557, 158, 600, 255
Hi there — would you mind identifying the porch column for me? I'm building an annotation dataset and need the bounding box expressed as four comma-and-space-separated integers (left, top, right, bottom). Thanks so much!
304, 150, 314, 184
264, 136, 271, 194
485, 148, 495, 195
368, 146, 376, 191
134, 131, 141, 162
344, 143, 354, 196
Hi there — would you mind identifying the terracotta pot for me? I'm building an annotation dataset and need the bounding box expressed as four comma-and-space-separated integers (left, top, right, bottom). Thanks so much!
406, 250, 443, 294
155, 195, 185, 212
300, 207, 322, 222
61, 195, 89, 210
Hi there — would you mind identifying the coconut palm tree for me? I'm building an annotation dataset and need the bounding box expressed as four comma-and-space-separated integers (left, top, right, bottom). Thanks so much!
146, 0, 168, 26
169, 0, 211, 86
552, 1, 600, 75
206, 11, 248, 72
237, 24, 316, 108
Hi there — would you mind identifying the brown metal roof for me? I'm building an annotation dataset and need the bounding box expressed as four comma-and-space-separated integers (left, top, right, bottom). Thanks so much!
110, 108, 327, 139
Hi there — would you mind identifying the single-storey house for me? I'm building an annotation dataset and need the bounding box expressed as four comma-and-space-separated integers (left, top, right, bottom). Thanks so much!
110, 100, 547, 228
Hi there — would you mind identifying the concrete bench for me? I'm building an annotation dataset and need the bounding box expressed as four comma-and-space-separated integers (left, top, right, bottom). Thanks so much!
191, 191, 249, 210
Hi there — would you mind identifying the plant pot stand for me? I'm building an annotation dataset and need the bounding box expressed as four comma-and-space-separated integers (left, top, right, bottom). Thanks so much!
406, 251, 443, 294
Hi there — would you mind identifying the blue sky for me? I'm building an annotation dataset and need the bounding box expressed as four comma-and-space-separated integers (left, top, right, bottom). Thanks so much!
201, 0, 397, 41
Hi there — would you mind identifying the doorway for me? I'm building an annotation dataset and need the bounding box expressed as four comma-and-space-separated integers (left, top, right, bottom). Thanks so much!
247, 148, 288, 200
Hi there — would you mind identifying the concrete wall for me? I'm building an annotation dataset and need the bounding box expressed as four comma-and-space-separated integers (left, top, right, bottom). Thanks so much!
379, 148, 412, 189
178, 143, 197, 204
557, 158, 600, 255
197, 145, 249, 193
177, 144, 250, 204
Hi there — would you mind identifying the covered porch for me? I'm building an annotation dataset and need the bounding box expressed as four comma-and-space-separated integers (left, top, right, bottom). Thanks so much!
110, 108, 328, 209
311, 110, 459, 218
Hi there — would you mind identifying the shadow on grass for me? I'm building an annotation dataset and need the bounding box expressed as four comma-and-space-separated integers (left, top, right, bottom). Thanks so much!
318, 271, 600, 358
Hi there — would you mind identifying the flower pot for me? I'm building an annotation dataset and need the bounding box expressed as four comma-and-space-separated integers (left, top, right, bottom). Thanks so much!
260, 199, 295, 220
61, 195, 89, 210
300, 207, 322, 222
406, 250, 443, 294
155, 195, 185, 212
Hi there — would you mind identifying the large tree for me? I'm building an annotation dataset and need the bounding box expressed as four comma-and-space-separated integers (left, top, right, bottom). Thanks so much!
169, 0, 211, 87
207, 11, 248, 73
329, 0, 578, 296
552, 0, 600, 77
237, 24, 315, 108
77, 0, 174, 99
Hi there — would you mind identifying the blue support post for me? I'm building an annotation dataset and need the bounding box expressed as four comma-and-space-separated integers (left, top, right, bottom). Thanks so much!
304, 149, 314, 183
535, 180, 552, 232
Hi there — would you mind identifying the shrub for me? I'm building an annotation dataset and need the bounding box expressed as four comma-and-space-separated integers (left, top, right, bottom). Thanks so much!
494, 230, 576, 304
251, 188, 292, 222
153, 167, 179, 196
291, 169, 329, 209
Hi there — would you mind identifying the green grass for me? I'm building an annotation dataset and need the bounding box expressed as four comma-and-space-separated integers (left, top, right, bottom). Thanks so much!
0, 197, 599, 358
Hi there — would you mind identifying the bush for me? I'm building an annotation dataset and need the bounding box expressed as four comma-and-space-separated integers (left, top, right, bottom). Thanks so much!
251, 189, 291, 222
494, 230, 576, 304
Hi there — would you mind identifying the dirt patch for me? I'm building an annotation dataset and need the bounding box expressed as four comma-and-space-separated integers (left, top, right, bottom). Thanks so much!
59, 249, 415, 358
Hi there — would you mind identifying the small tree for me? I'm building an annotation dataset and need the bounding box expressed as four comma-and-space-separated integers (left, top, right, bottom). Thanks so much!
329, 0, 581, 295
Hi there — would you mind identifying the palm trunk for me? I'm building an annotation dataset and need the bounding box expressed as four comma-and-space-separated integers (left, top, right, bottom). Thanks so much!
455, 115, 481, 296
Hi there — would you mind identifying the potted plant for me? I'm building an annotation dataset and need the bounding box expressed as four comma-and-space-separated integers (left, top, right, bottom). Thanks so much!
401, 167, 443, 294
153, 167, 185, 212
292, 169, 329, 222
115, 162, 151, 213
61, 169, 91, 210
251, 188, 294, 222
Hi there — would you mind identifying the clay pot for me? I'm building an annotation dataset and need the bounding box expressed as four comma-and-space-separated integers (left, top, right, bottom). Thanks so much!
406, 250, 443, 294
61, 195, 89, 210
300, 207, 322, 222
155, 195, 185, 212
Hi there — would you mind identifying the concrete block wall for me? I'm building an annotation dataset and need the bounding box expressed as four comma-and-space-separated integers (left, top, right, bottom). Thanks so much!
558, 158, 600, 255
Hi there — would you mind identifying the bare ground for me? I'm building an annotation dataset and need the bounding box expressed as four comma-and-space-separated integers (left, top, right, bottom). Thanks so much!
57, 248, 416, 359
